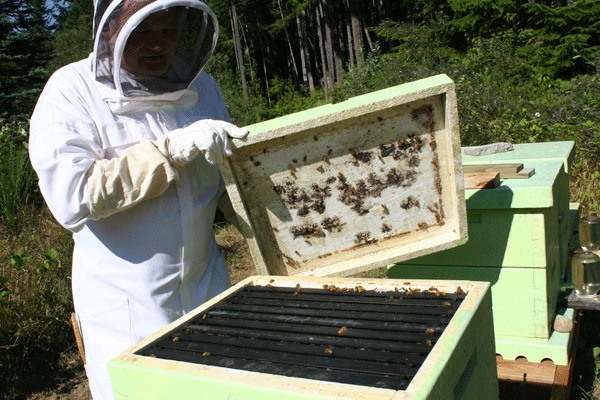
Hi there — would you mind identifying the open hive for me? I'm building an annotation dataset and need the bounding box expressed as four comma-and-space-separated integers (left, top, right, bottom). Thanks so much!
221, 74, 467, 277
109, 276, 498, 400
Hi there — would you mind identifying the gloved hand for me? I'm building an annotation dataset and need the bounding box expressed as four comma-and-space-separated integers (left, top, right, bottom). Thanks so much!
165, 119, 248, 166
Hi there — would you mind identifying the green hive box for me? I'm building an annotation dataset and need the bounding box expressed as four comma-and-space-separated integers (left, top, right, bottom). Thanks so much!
461, 141, 574, 277
109, 277, 499, 400
389, 142, 575, 345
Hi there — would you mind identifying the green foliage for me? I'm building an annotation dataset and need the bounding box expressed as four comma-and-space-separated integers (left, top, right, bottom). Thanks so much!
517, 0, 600, 78
445, 0, 516, 46
49, 0, 94, 71
0, 233, 74, 398
0, 0, 54, 121
0, 122, 38, 233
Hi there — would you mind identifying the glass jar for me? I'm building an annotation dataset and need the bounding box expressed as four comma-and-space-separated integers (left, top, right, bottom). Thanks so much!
571, 250, 600, 297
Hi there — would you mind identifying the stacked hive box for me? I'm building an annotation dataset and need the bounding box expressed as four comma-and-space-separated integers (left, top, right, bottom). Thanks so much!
388, 141, 575, 364
109, 277, 499, 400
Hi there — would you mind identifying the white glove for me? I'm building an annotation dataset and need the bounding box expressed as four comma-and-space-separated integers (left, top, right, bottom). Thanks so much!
166, 119, 248, 166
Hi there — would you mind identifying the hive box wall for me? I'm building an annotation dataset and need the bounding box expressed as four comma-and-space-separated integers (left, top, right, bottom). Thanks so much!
460, 141, 574, 275
388, 263, 559, 339
390, 143, 575, 342
109, 277, 498, 400
221, 75, 467, 277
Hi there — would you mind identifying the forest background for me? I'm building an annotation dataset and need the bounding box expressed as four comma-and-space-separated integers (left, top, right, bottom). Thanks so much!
1, 0, 599, 398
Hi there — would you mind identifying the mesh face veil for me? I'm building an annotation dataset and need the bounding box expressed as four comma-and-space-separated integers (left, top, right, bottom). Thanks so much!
92, 0, 218, 99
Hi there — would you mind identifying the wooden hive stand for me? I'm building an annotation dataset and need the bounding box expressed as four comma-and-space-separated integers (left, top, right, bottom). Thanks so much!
497, 310, 582, 400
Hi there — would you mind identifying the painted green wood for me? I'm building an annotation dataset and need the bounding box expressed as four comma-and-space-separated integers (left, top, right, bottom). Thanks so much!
109, 293, 498, 400
461, 141, 575, 173
411, 287, 499, 400
462, 141, 575, 275
463, 159, 565, 209
494, 308, 575, 366
243, 74, 455, 136
109, 362, 351, 400
405, 159, 567, 270
109, 278, 498, 400
388, 262, 560, 339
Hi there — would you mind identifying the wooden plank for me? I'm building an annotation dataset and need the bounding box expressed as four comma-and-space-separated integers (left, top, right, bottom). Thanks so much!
463, 163, 535, 179
498, 310, 582, 400
513, 168, 536, 179
558, 289, 600, 311
464, 163, 524, 175
464, 172, 500, 189
497, 356, 557, 385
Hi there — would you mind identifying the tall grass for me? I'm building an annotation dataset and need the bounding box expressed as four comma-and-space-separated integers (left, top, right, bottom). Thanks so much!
0, 123, 38, 234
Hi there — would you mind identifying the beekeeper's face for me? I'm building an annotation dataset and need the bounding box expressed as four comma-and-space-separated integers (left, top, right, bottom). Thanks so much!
105, 1, 180, 80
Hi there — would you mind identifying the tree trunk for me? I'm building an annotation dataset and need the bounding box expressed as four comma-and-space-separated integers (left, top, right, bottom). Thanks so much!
277, 0, 299, 85
258, 30, 271, 106
333, 11, 344, 83
296, 10, 314, 91
315, 0, 331, 93
321, 0, 340, 84
349, 0, 364, 65
230, 2, 248, 100
344, 0, 355, 68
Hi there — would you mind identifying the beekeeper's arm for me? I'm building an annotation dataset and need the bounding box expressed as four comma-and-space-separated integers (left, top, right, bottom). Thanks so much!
30, 89, 247, 232
87, 119, 248, 219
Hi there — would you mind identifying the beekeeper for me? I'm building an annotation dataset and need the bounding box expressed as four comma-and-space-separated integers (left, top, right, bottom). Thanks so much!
28, 1, 246, 398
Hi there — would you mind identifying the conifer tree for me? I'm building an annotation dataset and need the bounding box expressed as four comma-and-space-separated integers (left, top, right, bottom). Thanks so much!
0, 0, 53, 121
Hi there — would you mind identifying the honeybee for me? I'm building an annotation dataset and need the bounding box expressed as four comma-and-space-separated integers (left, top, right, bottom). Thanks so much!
324, 348, 334, 355
426, 328, 435, 335
338, 326, 348, 335
202, 352, 211, 357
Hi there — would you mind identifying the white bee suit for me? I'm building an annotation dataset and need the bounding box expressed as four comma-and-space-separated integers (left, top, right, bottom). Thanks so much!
28, 1, 243, 398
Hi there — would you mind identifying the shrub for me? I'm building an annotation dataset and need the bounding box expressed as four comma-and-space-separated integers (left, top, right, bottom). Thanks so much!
0, 208, 75, 398
0, 122, 39, 234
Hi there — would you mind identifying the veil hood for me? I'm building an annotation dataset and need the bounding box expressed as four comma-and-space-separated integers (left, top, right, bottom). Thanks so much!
91, 0, 218, 111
